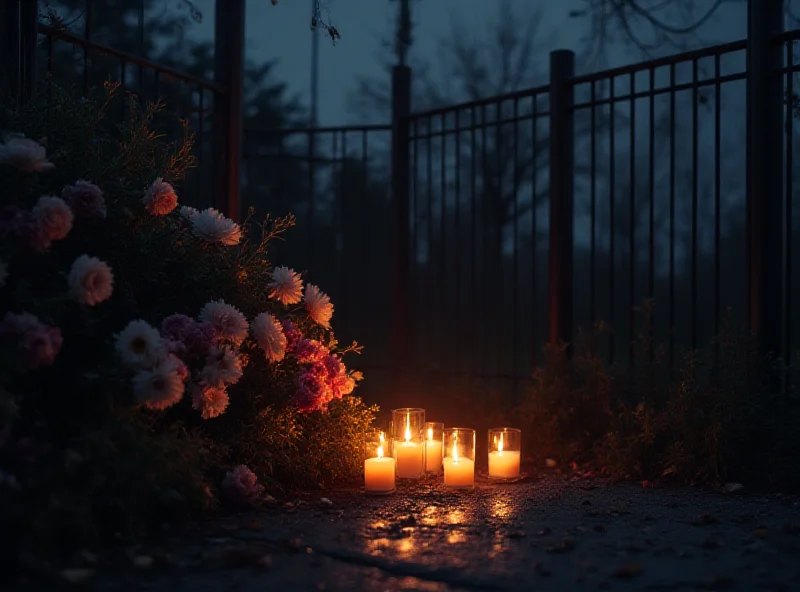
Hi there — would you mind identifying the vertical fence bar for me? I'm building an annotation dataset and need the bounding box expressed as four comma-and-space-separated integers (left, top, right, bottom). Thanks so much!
746, 0, 784, 365
0, 0, 22, 102
628, 72, 636, 366
83, 0, 94, 97
213, 0, 245, 220
2, 0, 38, 104
391, 64, 412, 372
548, 50, 576, 354
691, 59, 699, 351
785, 41, 795, 388
20, 0, 37, 102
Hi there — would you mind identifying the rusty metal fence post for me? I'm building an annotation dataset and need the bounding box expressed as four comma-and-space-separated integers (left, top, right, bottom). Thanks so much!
547, 50, 576, 357
1, 0, 38, 105
745, 0, 784, 364
213, 0, 245, 221
390, 65, 412, 373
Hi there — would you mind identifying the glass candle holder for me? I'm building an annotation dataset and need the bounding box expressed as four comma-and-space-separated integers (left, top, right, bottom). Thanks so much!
364, 428, 395, 494
391, 408, 426, 479
488, 427, 521, 480
442, 427, 476, 489
424, 421, 444, 473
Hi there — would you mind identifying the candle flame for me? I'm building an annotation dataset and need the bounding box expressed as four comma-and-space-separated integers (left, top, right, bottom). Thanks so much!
452, 431, 459, 464
404, 413, 411, 442
498, 431, 504, 454
377, 431, 385, 459
427, 427, 433, 441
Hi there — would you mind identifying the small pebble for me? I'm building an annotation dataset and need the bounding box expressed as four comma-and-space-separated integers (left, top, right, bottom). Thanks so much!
132, 555, 154, 569
60, 568, 95, 583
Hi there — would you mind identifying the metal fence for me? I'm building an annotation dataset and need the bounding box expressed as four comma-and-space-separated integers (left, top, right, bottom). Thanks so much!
6, 1, 797, 396
36, 22, 223, 209
245, 28, 798, 396
1, 0, 243, 216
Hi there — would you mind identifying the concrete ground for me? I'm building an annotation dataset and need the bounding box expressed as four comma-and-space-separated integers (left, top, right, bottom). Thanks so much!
44, 475, 800, 591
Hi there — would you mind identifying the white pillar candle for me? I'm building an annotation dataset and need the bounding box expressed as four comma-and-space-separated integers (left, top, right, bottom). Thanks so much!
365, 445, 396, 493
488, 430, 521, 479
443, 457, 475, 487
395, 441, 424, 478
488, 451, 520, 478
443, 434, 474, 488
425, 427, 443, 472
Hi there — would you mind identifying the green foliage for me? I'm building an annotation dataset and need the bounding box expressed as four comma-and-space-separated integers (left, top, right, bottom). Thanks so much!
507, 302, 800, 491
0, 84, 375, 566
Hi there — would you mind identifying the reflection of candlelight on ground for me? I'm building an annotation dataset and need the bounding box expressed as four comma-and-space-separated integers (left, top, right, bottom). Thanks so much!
396, 538, 415, 555
447, 531, 467, 544
491, 497, 512, 519
446, 509, 466, 524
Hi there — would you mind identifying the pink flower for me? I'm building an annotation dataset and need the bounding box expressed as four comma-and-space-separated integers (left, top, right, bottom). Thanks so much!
332, 373, 356, 397
31, 195, 74, 242
62, 180, 107, 219
294, 338, 328, 365
161, 314, 195, 341
199, 347, 243, 387
220, 465, 264, 506
198, 300, 248, 345
21, 323, 63, 369
162, 315, 217, 359
0, 312, 40, 335
142, 177, 178, 216
167, 353, 189, 382
280, 319, 302, 351
132, 355, 186, 411
0, 312, 62, 369
67, 255, 114, 306
322, 354, 345, 379
294, 368, 332, 413
190, 382, 229, 419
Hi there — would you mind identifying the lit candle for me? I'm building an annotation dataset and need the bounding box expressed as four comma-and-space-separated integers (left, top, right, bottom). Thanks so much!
425, 427, 443, 472
364, 432, 396, 493
395, 412, 424, 478
442, 432, 474, 488
488, 431, 520, 479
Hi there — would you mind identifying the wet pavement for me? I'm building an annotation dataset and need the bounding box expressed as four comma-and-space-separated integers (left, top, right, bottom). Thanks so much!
80, 476, 800, 591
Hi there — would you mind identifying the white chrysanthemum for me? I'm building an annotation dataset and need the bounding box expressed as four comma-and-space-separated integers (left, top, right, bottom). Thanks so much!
132, 355, 185, 411
115, 319, 165, 369
0, 135, 55, 173
190, 208, 242, 246
304, 284, 334, 329
0, 259, 7, 288
198, 299, 249, 345
199, 347, 244, 387
68, 254, 114, 306
267, 266, 303, 305
251, 312, 287, 362
180, 206, 199, 220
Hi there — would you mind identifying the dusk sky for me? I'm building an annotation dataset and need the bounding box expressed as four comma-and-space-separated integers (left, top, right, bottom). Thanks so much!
176, 0, 749, 126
